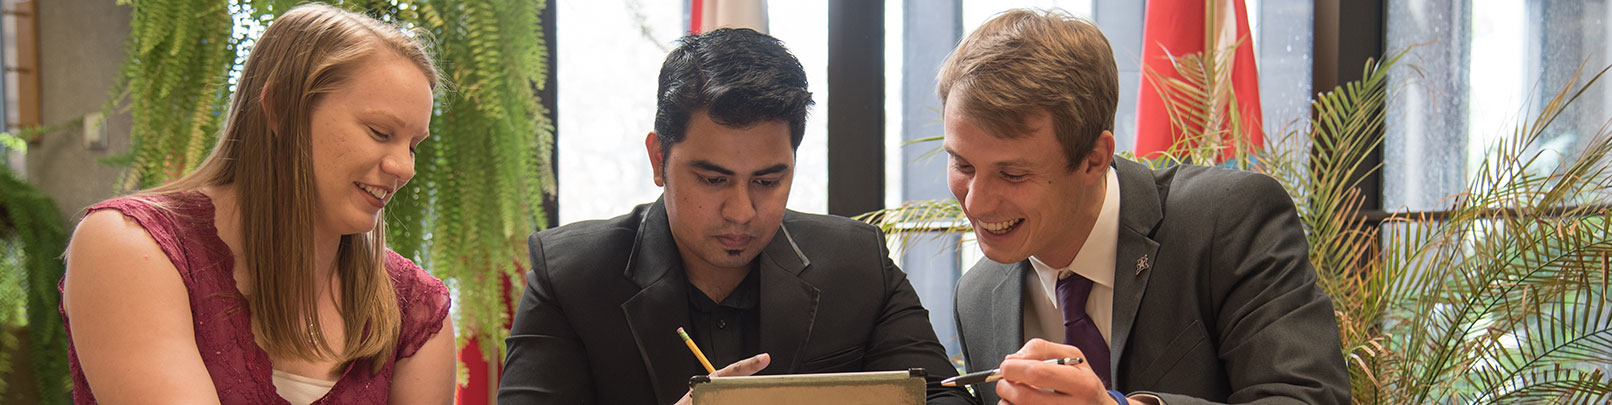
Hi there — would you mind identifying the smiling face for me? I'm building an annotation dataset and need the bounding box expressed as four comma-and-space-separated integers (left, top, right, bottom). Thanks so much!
943, 94, 1113, 268
648, 110, 794, 275
307, 50, 434, 237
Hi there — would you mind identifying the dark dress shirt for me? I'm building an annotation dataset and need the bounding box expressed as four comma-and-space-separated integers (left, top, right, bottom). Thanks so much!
685, 268, 762, 368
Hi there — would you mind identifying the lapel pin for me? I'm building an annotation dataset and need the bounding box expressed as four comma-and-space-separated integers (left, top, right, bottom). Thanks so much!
1135, 255, 1151, 275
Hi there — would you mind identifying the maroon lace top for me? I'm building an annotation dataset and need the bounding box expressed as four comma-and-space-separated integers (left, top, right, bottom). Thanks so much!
60, 192, 451, 404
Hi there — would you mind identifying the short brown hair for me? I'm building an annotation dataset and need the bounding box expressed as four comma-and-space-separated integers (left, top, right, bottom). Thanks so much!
937, 9, 1117, 169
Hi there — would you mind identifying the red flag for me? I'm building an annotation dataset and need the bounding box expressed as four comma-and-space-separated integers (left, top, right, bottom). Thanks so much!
456, 269, 519, 405
689, 0, 769, 34
1134, 0, 1265, 161
456, 338, 499, 405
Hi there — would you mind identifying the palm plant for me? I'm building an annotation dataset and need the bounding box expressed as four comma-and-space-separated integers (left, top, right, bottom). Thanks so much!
106, 0, 554, 395
1353, 62, 1612, 402
861, 43, 1612, 405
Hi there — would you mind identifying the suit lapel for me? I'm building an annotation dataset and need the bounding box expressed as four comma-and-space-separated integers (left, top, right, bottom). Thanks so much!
990, 262, 1028, 363
621, 199, 700, 401
757, 222, 819, 373
1107, 158, 1164, 389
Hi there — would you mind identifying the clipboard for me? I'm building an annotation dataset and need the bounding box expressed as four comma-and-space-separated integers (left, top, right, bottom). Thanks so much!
689, 368, 927, 405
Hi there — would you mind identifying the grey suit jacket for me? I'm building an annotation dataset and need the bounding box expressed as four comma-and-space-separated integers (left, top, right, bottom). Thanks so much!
499, 199, 974, 404
955, 158, 1349, 404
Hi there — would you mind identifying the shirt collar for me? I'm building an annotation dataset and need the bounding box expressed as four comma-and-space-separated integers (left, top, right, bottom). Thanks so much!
1029, 166, 1121, 302
687, 264, 762, 312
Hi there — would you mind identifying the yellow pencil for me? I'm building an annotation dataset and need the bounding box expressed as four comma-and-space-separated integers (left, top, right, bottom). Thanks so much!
677, 327, 717, 373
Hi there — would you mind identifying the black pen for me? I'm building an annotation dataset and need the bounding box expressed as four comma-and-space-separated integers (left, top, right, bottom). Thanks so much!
940, 357, 1084, 387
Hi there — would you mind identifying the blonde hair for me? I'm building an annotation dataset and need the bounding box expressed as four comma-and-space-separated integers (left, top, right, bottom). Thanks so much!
142, 2, 440, 372
936, 8, 1117, 169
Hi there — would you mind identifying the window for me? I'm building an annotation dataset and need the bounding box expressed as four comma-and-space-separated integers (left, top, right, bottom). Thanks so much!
557, 2, 829, 224
1385, 0, 1612, 211
1, 0, 36, 172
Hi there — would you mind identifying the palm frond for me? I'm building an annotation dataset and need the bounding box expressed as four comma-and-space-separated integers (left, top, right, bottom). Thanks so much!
853, 199, 969, 258
1369, 61, 1612, 403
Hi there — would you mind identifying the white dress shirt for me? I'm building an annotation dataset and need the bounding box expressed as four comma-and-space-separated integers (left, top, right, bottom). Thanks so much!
1023, 166, 1120, 345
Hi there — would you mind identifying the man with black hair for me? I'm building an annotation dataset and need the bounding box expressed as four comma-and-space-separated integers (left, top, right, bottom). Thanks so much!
498, 28, 973, 405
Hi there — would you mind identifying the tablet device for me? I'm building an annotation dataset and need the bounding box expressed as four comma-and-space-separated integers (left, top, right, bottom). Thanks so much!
689, 368, 927, 405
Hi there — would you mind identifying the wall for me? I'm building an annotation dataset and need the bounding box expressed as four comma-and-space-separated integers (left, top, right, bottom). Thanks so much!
26, 0, 131, 222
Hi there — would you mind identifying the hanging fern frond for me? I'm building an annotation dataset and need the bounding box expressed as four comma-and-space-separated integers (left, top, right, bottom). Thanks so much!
396, 0, 553, 364
0, 163, 72, 404
110, 0, 238, 189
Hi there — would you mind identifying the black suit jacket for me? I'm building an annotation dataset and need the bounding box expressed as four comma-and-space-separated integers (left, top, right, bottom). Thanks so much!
500, 199, 974, 404
955, 158, 1350, 404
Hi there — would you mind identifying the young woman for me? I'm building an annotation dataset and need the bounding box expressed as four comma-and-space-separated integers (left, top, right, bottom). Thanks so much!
61, 4, 454, 403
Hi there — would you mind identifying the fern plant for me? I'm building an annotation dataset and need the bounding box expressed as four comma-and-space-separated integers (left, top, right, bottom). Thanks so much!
0, 152, 72, 404
108, 0, 554, 386
860, 42, 1612, 405
389, 0, 555, 364
110, 0, 237, 190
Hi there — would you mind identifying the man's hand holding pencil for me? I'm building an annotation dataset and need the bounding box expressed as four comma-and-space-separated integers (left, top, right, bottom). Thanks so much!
673, 327, 770, 405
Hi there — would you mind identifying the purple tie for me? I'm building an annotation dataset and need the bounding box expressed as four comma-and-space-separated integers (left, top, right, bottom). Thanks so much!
1057, 272, 1112, 388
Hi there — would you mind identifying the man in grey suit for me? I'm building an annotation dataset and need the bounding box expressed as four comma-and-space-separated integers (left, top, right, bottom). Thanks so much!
941, 9, 1350, 405
498, 28, 973, 404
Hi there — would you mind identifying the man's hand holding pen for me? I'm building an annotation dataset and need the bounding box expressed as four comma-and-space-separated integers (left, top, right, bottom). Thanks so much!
995, 339, 1137, 405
